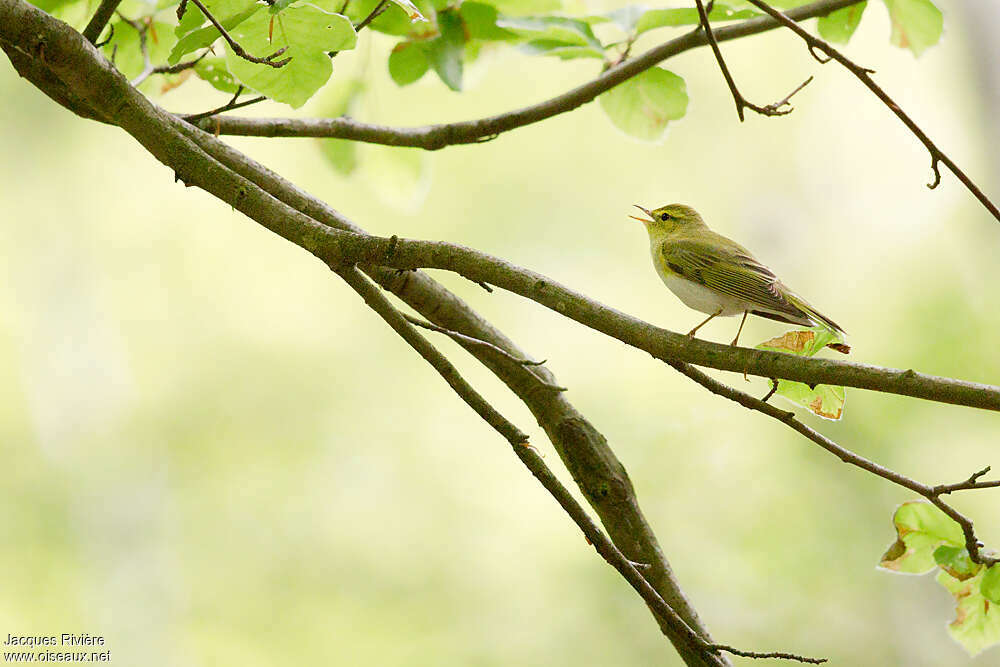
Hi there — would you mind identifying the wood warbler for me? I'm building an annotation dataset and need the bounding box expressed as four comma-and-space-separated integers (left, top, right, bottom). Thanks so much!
630, 203, 845, 347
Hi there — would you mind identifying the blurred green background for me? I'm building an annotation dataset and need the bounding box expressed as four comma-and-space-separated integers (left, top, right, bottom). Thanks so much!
2, 0, 999, 664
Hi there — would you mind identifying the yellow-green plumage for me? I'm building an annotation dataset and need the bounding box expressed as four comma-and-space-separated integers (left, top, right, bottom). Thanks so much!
631, 203, 844, 344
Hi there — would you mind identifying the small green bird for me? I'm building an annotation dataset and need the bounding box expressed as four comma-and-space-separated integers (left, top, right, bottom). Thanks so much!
630, 203, 845, 348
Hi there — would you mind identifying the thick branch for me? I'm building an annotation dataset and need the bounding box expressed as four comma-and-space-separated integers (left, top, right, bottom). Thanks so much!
336, 266, 733, 665
744, 0, 1000, 224
313, 234, 1000, 412
195, 0, 864, 146
0, 4, 728, 663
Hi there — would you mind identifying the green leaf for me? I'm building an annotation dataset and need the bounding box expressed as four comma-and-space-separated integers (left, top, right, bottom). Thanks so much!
193, 57, 242, 93
489, 0, 561, 17
599, 66, 687, 142
603, 5, 647, 32
28, 0, 80, 14
170, 0, 261, 64
346, 0, 436, 37
388, 0, 427, 21
773, 380, 845, 420
176, 3, 208, 37
460, 2, 518, 41
425, 10, 465, 91
225, 0, 357, 108
982, 566, 1000, 605
388, 41, 430, 86
269, 0, 298, 13
882, 0, 942, 56
937, 569, 1000, 656
363, 146, 431, 211
497, 16, 602, 50
817, 1, 867, 43
634, 3, 758, 35
934, 545, 981, 582
754, 328, 846, 420
879, 501, 965, 574
519, 40, 603, 59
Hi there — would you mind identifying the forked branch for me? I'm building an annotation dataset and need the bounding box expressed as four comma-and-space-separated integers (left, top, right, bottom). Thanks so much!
187, 0, 291, 67
743, 0, 1000, 224
668, 360, 999, 565
694, 0, 812, 120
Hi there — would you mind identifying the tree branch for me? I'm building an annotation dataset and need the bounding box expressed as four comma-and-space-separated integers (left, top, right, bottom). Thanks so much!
0, 5, 730, 663
743, 0, 1000, 224
193, 0, 864, 146
173, 125, 732, 664
694, 0, 811, 121
81, 0, 123, 43
335, 265, 737, 665
306, 232, 1000, 412
182, 86, 267, 124
335, 265, 531, 445
19, 6, 993, 413
667, 360, 998, 566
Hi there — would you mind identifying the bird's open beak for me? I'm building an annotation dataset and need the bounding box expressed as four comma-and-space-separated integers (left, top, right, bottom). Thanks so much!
629, 204, 653, 224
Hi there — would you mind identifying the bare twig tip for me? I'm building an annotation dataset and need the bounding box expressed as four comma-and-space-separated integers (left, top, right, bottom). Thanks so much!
927, 157, 942, 189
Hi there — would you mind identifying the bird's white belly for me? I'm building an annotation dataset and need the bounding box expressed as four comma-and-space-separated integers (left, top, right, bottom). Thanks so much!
658, 272, 747, 317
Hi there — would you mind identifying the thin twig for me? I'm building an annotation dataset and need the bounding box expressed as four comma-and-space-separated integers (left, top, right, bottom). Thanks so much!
115, 12, 154, 87
329, 0, 389, 57
708, 644, 826, 665
182, 87, 267, 123
743, 0, 1000, 223
151, 50, 209, 76
402, 314, 549, 368
94, 23, 114, 47
187, 0, 291, 67
199, 0, 866, 146
403, 314, 560, 392
667, 360, 998, 566
694, 0, 811, 120
355, 0, 389, 31
82, 0, 124, 43
933, 466, 1000, 495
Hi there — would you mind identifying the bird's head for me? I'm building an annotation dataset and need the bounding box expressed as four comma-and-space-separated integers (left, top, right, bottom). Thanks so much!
629, 204, 706, 237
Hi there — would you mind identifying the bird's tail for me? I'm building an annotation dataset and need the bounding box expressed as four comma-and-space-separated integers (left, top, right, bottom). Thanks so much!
786, 293, 846, 337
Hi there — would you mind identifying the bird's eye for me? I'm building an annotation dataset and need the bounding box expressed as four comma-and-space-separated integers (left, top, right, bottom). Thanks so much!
660, 212, 672, 221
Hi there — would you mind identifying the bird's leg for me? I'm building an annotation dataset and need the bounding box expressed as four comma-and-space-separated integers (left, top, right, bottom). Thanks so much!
687, 308, 723, 337
731, 310, 749, 347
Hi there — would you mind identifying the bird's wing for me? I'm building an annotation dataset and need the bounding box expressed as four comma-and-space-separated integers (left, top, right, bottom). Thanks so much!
660, 238, 805, 321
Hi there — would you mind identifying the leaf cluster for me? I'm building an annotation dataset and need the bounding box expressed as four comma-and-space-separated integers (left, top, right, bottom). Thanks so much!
39, 0, 944, 138
880, 502, 1000, 656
